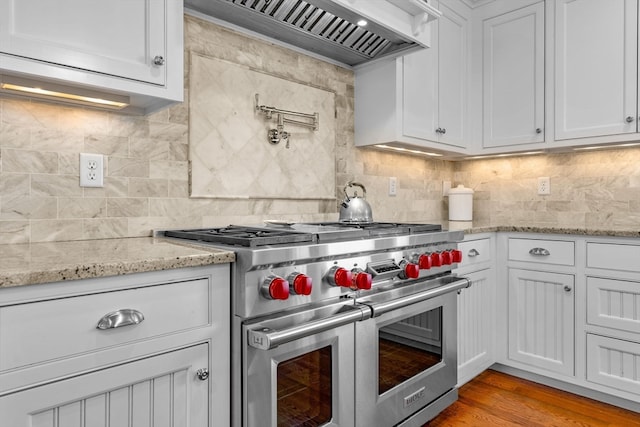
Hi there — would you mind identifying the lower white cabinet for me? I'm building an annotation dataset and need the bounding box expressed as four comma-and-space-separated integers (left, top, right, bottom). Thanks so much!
507, 268, 575, 376
0, 264, 231, 427
586, 334, 640, 396
455, 235, 496, 385
0, 344, 209, 426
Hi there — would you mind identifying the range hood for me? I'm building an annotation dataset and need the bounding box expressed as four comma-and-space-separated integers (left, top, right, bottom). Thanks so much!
185, 0, 441, 66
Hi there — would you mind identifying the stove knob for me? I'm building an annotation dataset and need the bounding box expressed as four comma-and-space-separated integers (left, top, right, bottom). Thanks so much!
452, 249, 463, 263
327, 266, 353, 288
399, 260, 420, 279
262, 275, 289, 300
442, 250, 453, 265
288, 273, 313, 296
430, 252, 443, 267
418, 254, 432, 270
352, 269, 372, 290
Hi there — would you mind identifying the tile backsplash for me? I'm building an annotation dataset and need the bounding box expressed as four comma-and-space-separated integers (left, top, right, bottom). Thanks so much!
2, 14, 640, 244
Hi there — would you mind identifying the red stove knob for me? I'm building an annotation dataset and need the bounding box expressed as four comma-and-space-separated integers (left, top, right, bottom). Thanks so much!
452, 249, 463, 263
327, 266, 353, 288
262, 276, 289, 300
400, 261, 420, 279
288, 273, 312, 296
418, 254, 432, 270
442, 250, 453, 265
352, 270, 372, 290
430, 252, 443, 267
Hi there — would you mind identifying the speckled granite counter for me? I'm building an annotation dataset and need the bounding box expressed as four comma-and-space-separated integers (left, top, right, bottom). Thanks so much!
456, 224, 640, 238
0, 237, 235, 288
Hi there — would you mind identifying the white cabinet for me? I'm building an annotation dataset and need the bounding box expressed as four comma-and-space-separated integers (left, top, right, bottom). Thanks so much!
482, 2, 545, 148
507, 268, 575, 376
0, 344, 209, 426
0, 0, 183, 114
0, 264, 231, 426
555, 0, 638, 140
355, 0, 470, 155
454, 235, 495, 385
403, 0, 469, 148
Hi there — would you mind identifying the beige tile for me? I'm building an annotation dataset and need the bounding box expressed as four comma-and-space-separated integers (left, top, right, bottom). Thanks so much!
107, 198, 149, 217
32, 174, 82, 197
129, 178, 169, 198
58, 197, 106, 219
0, 124, 30, 149
0, 173, 30, 199
108, 156, 149, 178
0, 220, 30, 244
2, 149, 58, 174
1, 196, 57, 220
82, 218, 128, 239
31, 219, 83, 242
31, 129, 83, 153
84, 134, 129, 156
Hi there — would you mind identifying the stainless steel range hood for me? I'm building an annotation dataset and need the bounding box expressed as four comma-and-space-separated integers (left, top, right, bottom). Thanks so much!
185, 0, 441, 66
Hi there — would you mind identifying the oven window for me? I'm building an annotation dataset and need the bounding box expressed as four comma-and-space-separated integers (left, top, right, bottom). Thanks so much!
277, 346, 332, 426
378, 307, 443, 394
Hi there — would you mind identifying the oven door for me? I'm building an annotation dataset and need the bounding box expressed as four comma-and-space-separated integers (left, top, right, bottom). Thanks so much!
354, 276, 470, 427
242, 301, 370, 427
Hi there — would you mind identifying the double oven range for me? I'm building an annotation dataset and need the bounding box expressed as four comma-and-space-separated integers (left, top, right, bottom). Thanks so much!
164, 222, 470, 427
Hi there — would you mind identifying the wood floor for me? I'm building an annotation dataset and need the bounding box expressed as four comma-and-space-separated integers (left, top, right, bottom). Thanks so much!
425, 369, 640, 426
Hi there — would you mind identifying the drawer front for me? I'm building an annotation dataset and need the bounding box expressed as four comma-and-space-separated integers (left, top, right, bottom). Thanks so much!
508, 238, 575, 266
587, 277, 640, 333
457, 238, 491, 269
0, 279, 210, 372
587, 334, 640, 396
587, 242, 640, 272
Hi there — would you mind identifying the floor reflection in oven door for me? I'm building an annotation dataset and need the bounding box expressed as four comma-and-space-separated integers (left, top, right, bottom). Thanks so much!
355, 291, 458, 427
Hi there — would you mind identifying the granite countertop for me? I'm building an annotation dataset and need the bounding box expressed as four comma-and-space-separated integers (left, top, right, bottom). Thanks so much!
0, 237, 235, 288
456, 224, 640, 238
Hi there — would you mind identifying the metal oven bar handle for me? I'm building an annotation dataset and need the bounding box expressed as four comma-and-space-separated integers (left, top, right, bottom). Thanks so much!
368, 277, 471, 317
247, 304, 371, 350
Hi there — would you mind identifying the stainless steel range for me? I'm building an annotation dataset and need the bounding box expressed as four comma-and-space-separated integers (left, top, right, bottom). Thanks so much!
163, 222, 470, 427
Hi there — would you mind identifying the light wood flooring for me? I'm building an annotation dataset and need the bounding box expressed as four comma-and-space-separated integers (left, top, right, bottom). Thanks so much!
425, 369, 640, 426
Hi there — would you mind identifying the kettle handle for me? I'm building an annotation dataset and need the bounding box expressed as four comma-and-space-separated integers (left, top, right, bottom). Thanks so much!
343, 181, 367, 199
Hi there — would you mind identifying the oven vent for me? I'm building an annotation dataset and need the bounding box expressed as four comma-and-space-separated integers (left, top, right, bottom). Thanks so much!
185, 0, 441, 66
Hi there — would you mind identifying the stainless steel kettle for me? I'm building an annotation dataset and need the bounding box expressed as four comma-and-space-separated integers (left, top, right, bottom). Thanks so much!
339, 181, 373, 223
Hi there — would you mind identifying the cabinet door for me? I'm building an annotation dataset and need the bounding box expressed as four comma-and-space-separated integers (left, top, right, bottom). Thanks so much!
555, 0, 637, 140
0, 0, 167, 85
508, 269, 574, 376
483, 2, 544, 148
457, 268, 495, 385
403, 1, 468, 148
0, 344, 209, 426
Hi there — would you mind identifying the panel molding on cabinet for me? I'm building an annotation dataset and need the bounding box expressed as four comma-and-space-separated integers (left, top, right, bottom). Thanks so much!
587, 276, 640, 334
482, 1, 544, 148
555, 0, 638, 140
508, 268, 574, 376
587, 334, 640, 396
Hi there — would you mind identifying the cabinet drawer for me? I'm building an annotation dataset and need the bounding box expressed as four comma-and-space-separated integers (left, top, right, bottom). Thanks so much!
508, 238, 574, 266
0, 279, 210, 372
587, 334, 640, 396
457, 238, 491, 269
587, 277, 640, 333
587, 243, 640, 272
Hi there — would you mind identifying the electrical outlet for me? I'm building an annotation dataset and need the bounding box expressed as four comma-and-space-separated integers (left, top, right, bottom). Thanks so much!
389, 177, 397, 196
80, 153, 104, 188
537, 177, 550, 195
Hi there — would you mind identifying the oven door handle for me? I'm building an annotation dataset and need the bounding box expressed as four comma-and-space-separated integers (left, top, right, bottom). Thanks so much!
247, 304, 370, 350
367, 277, 471, 317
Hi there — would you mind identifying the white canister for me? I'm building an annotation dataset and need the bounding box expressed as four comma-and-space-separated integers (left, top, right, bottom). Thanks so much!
448, 184, 474, 221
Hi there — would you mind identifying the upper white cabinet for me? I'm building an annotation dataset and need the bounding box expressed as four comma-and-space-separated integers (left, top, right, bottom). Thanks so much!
555, 0, 638, 140
355, 0, 470, 155
482, 2, 545, 148
0, 0, 184, 114
403, 0, 469, 148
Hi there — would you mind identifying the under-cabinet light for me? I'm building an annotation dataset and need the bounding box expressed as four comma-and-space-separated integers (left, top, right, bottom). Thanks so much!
375, 144, 443, 157
0, 75, 129, 110
464, 151, 544, 160
573, 143, 640, 151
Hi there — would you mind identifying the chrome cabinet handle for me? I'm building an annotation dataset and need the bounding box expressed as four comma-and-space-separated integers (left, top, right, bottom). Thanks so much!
468, 248, 480, 257
152, 55, 165, 66
96, 308, 144, 330
529, 247, 550, 256
626, 116, 635, 123
196, 368, 209, 381
564, 285, 572, 292
536, 128, 542, 134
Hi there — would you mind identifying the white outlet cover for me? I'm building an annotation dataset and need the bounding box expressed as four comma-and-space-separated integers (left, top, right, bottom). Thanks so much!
80, 153, 104, 188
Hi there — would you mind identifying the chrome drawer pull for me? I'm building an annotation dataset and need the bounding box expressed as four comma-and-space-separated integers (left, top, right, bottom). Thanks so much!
529, 247, 550, 256
468, 248, 480, 257
96, 308, 145, 330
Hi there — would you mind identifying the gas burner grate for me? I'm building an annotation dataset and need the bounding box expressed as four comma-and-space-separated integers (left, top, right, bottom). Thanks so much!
164, 227, 316, 247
